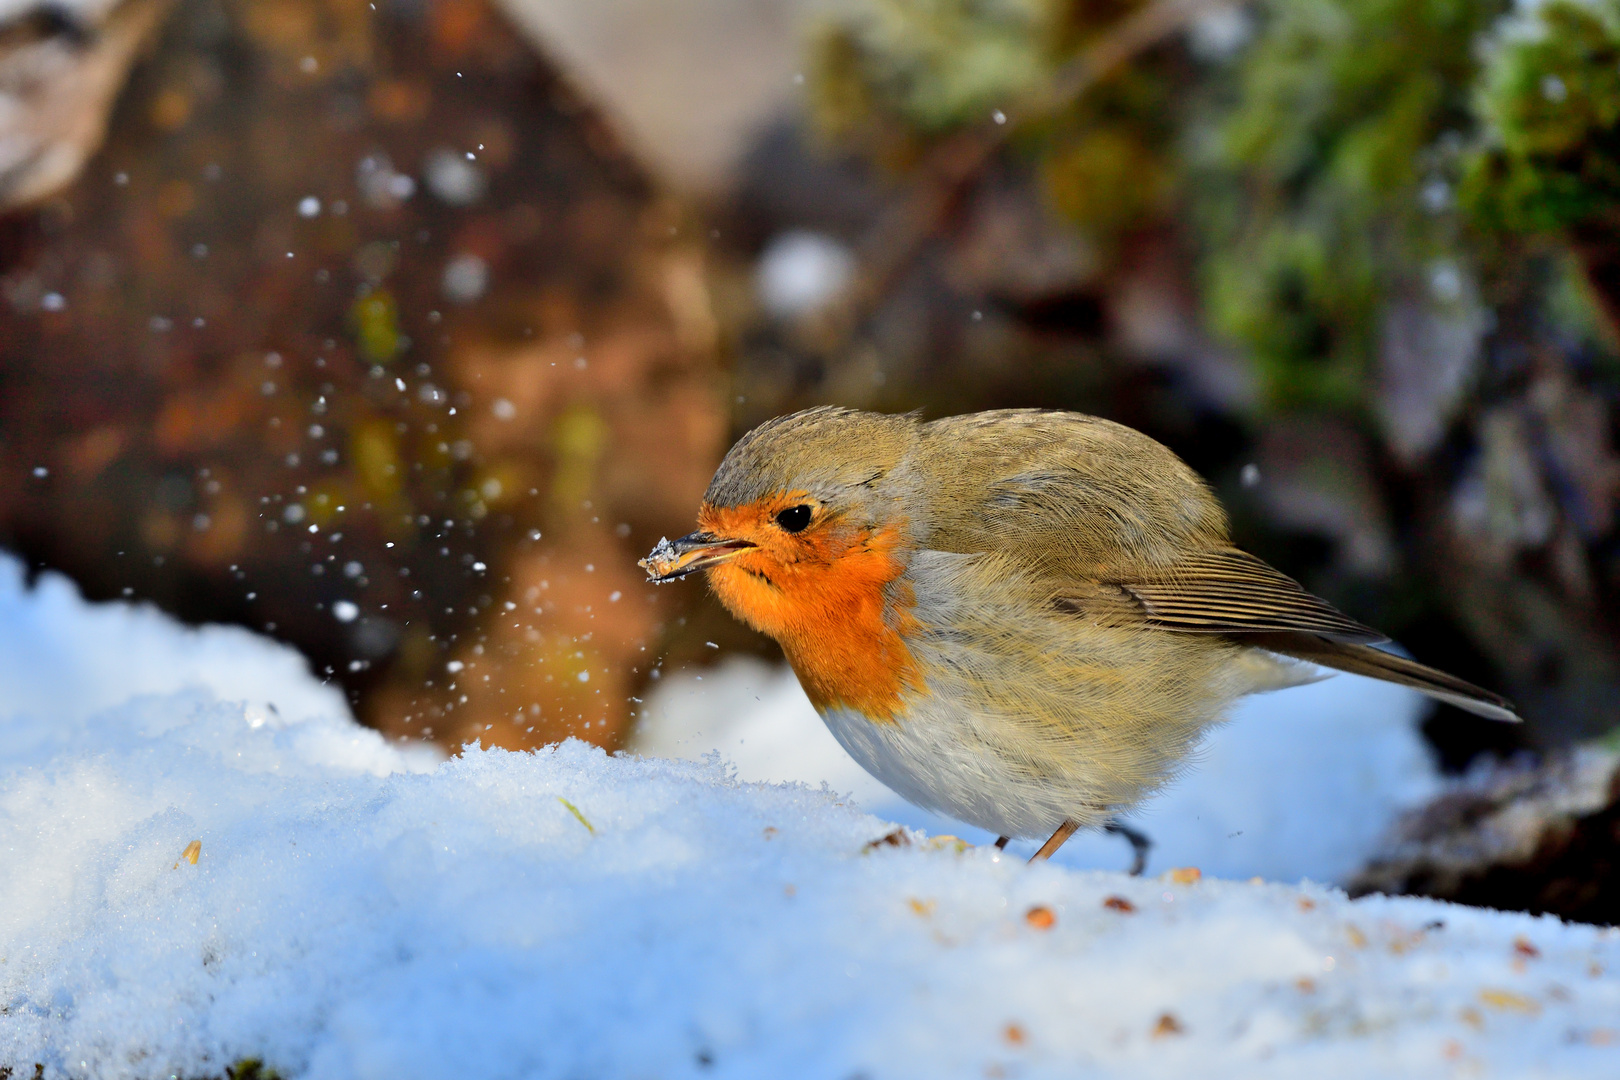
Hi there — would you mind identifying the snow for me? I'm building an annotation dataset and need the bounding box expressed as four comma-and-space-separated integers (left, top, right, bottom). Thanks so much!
2, 555, 1619, 1079
634, 657, 1441, 883
0, 557, 350, 757
755, 230, 856, 319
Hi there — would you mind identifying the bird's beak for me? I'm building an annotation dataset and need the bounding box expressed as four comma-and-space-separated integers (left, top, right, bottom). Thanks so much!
639, 531, 756, 583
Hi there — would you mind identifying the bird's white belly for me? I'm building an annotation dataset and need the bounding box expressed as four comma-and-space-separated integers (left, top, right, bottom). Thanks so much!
817, 697, 1112, 840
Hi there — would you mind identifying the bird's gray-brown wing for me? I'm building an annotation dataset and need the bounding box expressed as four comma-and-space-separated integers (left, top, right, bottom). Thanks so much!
1097, 547, 1387, 644
1056, 550, 1518, 721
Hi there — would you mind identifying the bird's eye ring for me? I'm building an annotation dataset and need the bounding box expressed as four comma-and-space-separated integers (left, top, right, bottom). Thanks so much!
774, 504, 813, 533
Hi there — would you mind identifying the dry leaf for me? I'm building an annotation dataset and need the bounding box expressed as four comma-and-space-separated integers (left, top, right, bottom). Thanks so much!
172, 839, 201, 869
1478, 988, 1539, 1015
925, 834, 970, 853
862, 829, 909, 852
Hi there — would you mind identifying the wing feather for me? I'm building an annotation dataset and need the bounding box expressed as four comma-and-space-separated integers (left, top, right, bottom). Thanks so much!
1067, 548, 1388, 645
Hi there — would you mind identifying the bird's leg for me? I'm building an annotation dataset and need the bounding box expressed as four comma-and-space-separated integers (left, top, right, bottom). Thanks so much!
1103, 820, 1152, 876
1028, 819, 1080, 863
994, 836, 1010, 850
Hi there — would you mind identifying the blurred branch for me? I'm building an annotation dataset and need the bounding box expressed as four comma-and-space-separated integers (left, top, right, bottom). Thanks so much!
1044, 0, 1234, 111
821, 0, 1235, 347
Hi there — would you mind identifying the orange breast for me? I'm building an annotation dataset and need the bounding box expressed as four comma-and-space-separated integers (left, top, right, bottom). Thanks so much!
701, 518, 924, 722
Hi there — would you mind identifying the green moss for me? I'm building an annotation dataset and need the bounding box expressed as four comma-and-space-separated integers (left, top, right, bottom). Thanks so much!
1464, 0, 1620, 236
809, 0, 1059, 139
809, 0, 1186, 252
1043, 122, 1171, 235
1197, 0, 1509, 413
807, 0, 1620, 411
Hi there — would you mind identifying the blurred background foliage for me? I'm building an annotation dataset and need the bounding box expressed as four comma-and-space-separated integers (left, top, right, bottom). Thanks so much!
7, 0, 1620, 784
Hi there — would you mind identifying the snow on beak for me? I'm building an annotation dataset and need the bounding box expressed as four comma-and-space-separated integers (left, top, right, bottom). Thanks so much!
639, 531, 757, 583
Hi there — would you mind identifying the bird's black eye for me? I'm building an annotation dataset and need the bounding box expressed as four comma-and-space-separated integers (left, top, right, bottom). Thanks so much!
774, 504, 812, 533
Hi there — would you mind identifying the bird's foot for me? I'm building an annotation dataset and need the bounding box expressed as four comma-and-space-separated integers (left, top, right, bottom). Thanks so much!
1103, 820, 1151, 876
1028, 819, 1080, 863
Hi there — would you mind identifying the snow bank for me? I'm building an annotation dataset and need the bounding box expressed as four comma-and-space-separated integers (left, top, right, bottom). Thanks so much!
634, 657, 1440, 883
3, 558, 1618, 1079
0, 556, 350, 742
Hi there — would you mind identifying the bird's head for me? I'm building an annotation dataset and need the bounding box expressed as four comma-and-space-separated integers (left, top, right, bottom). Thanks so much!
639, 407, 922, 643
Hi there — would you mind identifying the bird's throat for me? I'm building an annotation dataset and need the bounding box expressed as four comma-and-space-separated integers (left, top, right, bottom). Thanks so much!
704, 523, 923, 723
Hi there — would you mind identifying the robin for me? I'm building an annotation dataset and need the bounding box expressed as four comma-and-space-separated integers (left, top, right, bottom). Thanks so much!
640, 407, 1516, 868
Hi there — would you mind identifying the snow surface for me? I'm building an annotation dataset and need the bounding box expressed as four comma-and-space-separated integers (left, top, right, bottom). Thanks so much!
633, 657, 1441, 883
0, 556, 356, 765
3, 557, 1619, 1079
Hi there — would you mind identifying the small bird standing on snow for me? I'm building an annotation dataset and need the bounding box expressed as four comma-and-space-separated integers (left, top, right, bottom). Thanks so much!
640, 408, 1516, 867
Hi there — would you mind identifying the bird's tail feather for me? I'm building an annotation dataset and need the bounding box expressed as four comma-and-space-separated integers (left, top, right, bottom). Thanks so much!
1252, 635, 1519, 723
